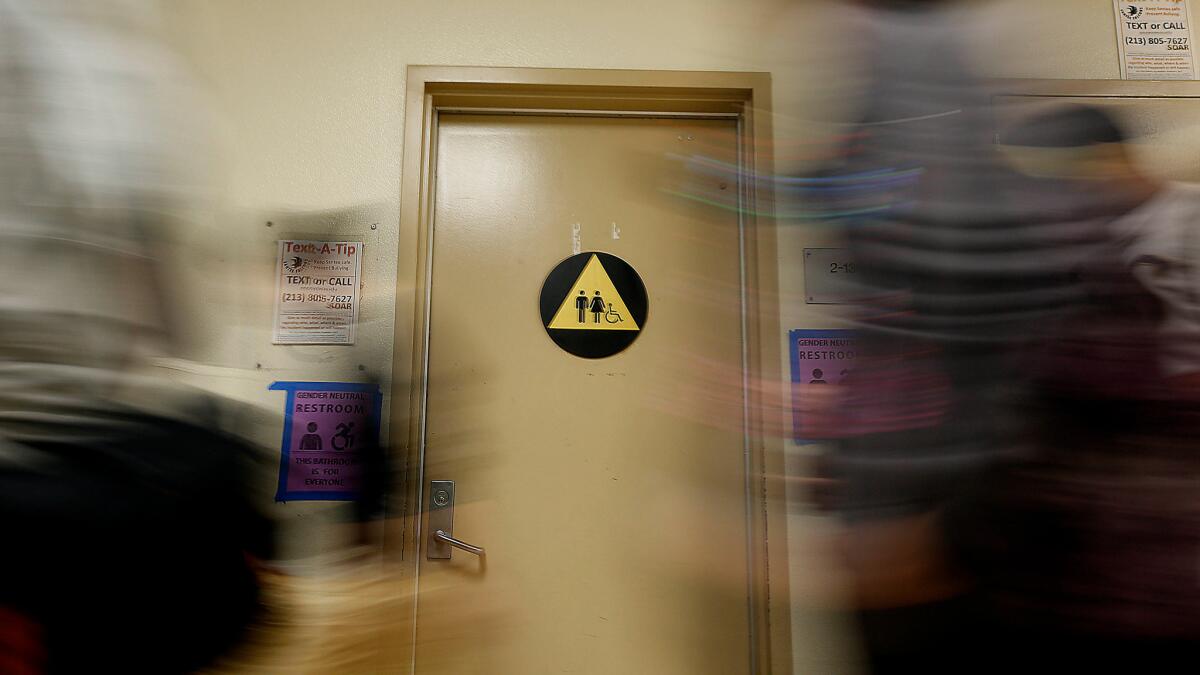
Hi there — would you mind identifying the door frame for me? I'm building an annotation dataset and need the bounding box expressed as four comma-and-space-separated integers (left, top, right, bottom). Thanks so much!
387, 66, 787, 674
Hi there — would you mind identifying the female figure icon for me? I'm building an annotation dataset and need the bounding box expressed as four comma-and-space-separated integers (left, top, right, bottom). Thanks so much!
589, 291, 606, 323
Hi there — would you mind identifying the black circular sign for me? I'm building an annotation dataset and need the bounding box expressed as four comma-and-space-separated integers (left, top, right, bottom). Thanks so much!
539, 251, 648, 359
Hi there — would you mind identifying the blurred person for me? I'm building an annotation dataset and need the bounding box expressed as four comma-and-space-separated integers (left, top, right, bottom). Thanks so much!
812, 2, 1139, 672
1085, 114, 1200, 384
350, 373, 390, 549
940, 104, 1200, 671
0, 2, 271, 672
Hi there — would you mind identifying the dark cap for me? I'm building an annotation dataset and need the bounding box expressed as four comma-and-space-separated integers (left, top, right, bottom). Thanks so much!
999, 104, 1130, 148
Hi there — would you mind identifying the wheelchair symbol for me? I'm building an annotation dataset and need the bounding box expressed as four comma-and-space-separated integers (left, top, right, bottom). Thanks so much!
331, 422, 356, 451
604, 304, 623, 324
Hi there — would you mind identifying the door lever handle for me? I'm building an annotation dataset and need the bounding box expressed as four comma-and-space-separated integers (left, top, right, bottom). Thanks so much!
428, 480, 486, 560
434, 529, 486, 556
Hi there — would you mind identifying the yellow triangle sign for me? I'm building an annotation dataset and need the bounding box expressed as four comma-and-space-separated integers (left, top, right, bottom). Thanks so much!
547, 254, 640, 331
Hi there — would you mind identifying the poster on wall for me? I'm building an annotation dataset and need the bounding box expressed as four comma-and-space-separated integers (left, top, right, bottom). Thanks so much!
271, 381, 382, 502
272, 240, 363, 344
1113, 1, 1196, 80
789, 329, 857, 444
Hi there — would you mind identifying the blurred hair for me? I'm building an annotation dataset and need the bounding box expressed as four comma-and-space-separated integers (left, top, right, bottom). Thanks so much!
1000, 104, 1131, 148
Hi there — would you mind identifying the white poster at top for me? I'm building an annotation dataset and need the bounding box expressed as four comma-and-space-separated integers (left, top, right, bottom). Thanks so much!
1114, 1, 1196, 80
272, 240, 363, 344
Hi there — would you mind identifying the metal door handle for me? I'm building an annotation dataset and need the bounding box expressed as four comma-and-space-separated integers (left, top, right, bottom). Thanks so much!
434, 529, 486, 556
427, 480, 486, 560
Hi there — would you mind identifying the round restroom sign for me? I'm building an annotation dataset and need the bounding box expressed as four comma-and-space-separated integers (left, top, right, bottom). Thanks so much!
539, 252, 648, 358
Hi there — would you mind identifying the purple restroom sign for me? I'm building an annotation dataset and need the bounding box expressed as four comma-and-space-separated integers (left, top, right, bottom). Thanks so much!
271, 381, 382, 501
789, 329, 857, 444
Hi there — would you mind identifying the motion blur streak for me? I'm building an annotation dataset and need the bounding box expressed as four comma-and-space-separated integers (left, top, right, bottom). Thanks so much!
1, 2, 271, 673
780, 2, 1200, 673
4, 1, 1200, 674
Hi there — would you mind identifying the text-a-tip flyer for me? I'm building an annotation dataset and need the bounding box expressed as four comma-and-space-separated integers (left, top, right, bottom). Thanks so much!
1114, 1, 1197, 80
272, 240, 363, 345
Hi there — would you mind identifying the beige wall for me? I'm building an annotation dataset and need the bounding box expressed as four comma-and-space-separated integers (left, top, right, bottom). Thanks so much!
162, 1, 1181, 672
